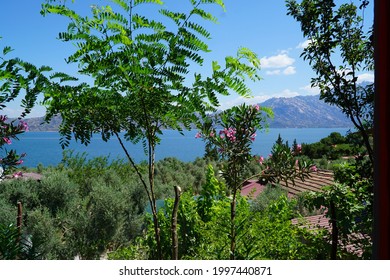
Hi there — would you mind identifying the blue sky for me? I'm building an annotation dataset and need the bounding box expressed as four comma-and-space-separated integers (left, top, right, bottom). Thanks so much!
1, 0, 374, 118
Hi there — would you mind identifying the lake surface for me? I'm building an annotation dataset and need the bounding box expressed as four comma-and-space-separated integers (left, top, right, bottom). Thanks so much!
12, 128, 353, 168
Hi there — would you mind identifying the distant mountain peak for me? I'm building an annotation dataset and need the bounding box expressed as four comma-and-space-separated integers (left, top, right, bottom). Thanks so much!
259, 94, 352, 128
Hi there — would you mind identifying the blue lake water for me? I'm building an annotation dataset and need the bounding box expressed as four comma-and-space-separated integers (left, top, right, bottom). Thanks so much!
11, 128, 353, 168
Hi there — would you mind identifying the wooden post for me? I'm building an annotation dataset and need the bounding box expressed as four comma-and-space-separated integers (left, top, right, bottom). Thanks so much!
171, 186, 181, 260
17, 201, 22, 245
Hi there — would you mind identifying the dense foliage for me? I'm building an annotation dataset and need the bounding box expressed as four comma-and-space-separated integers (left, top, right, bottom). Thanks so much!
41, 0, 262, 259
0, 155, 147, 259
301, 131, 363, 160
1, 0, 375, 260
109, 164, 330, 260
0, 128, 372, 259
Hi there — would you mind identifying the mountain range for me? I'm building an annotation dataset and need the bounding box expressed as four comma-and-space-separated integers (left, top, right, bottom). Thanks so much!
260, 94, 352, 128
23, 94, 352, 131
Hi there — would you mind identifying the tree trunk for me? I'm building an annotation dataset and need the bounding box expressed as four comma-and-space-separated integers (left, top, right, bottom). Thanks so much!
149, 143, 162, 260
230, 188, 237, 260
171, 186, 181, 260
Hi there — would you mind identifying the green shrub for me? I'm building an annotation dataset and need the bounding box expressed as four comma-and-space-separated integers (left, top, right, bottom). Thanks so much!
25, 208, 66, 259
110, 170, 328, 260
37, 170, 78, 216
0, 179, 41, 210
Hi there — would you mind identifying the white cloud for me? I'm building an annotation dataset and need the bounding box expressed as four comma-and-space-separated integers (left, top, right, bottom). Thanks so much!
283, 66, 296, 75
265, 70, 281, 75
300, 84, 320, 95
296, 39, 311, 49
260, 53, 295, 69
357, 72, 374, 83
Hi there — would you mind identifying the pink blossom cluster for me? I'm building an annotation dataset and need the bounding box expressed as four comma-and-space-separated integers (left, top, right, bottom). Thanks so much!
291, 144, 302, 155
18, 120, 29, 132
253, 155, 265, 165
0, 116, 29, 146
220, 127, 237, 142
250, 132, 256, 141
0, 157, 24, 165
2, 137, 12, 145
195, 131, 216, 139
1, 115, 28, 172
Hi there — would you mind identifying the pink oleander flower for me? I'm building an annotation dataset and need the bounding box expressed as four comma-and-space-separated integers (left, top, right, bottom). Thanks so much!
254, 104, 260, 111
195, 132, 202, 139
310, 165, 318, 172
19, 120, 29, 131
224, 127, 237, 142
3, 137, 11, 145
250, 133, 256, 141
16, 160, 23, 165
258, 156, 264, 165
209, 131, 215, 137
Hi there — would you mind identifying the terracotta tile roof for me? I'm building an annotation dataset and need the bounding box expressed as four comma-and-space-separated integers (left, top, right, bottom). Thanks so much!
240, 169, 335, 198
291, 214, 368, 258
291, 214, 330, 229
240, 180, 267, 198
276, 169, 334, 196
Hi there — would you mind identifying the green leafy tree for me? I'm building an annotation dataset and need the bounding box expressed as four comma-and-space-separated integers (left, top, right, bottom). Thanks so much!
286, 0, 374, 165
286, 1, 374, 259
41, 0, 262, 259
